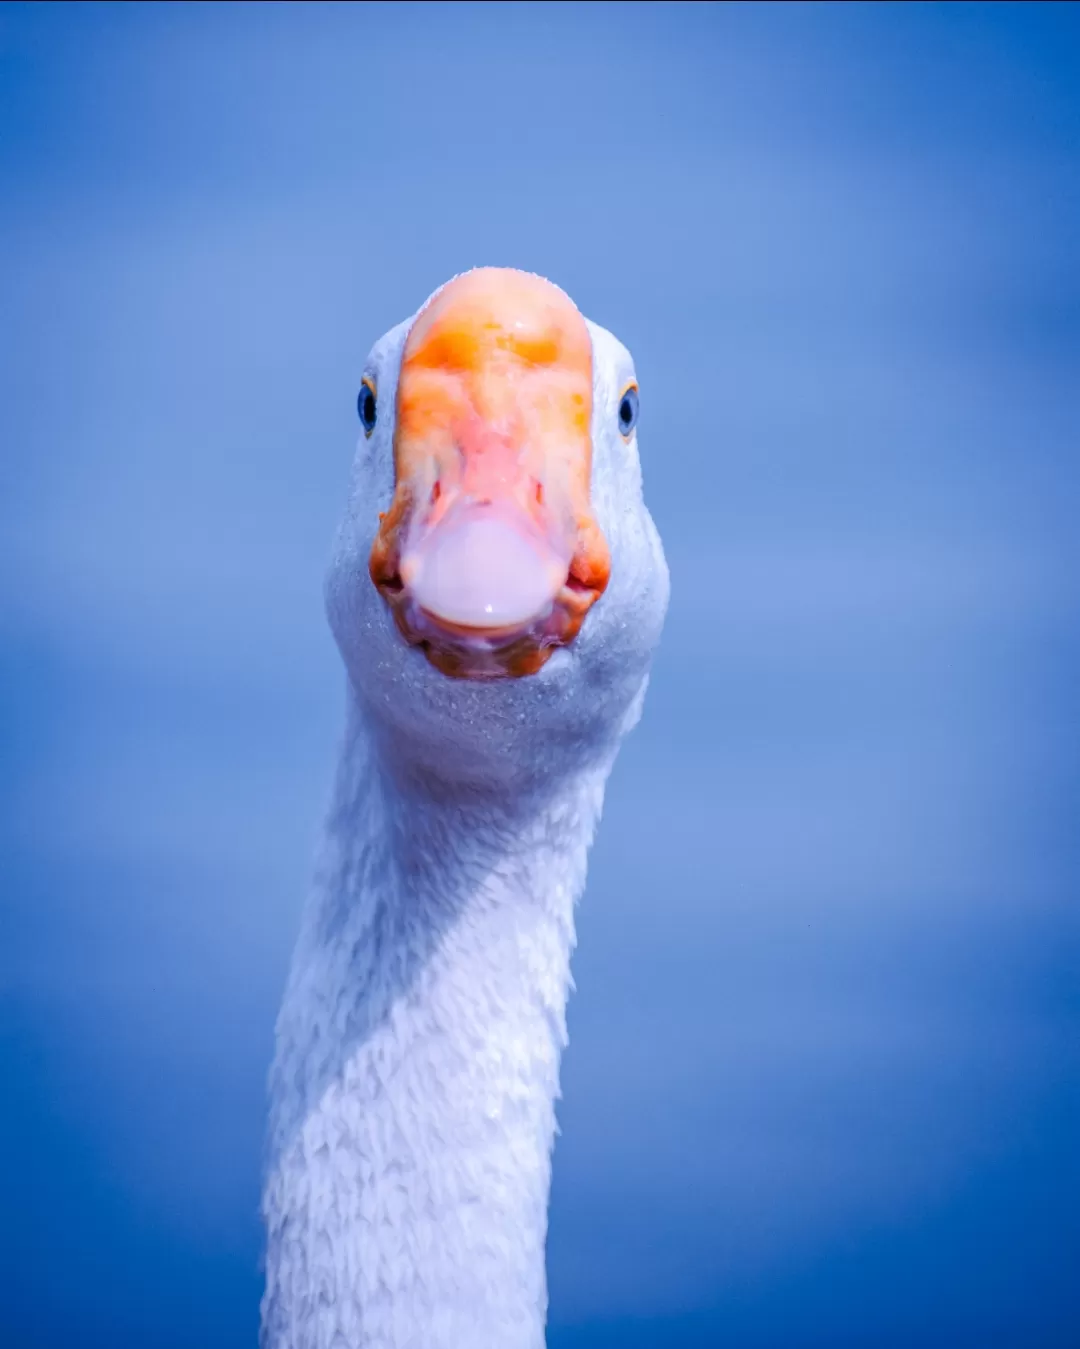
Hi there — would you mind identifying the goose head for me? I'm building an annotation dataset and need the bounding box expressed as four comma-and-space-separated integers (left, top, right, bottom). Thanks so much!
326, 267, 669, 789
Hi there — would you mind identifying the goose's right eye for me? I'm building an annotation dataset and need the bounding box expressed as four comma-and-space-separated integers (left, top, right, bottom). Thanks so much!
358, 378, 377, 436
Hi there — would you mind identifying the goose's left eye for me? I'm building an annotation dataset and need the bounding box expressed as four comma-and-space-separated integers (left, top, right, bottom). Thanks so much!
617, 385, 639, 439
358, 378, 378, 436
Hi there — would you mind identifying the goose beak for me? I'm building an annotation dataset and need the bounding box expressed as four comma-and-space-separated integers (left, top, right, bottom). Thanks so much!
369, 269, 610, 679
400, 499, 570, 634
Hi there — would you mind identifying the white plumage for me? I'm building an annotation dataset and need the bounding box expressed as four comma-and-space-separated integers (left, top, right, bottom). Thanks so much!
262, 270, 668, 1349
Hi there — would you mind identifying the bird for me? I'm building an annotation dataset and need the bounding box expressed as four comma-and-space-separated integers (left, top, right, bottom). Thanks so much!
261, 267, 669, 1349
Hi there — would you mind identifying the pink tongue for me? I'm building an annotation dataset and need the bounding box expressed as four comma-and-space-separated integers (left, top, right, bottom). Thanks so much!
408, 509, 565, 629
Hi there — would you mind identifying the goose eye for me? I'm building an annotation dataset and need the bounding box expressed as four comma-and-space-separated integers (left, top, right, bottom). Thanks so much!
617, 385, 639, 439
358, 378, 378, 436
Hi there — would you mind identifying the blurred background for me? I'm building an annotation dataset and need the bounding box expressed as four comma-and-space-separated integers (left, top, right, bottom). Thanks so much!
2, 3, 1078, 1346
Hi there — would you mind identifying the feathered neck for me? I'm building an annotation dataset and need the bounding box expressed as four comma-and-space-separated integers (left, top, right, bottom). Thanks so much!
262, 687, 617, 1349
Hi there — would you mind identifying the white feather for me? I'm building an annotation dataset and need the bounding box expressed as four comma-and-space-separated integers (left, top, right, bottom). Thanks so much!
262, 276, 668, 1349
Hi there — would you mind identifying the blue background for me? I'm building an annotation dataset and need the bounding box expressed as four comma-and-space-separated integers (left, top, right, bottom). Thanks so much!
2, 3, 1078, 1345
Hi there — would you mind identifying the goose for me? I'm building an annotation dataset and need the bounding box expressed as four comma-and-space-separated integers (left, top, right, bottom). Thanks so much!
261, 267, 669, 1349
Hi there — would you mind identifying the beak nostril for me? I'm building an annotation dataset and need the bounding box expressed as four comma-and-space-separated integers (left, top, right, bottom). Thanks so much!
431, 481, 441, 504
534, 480, 544, 506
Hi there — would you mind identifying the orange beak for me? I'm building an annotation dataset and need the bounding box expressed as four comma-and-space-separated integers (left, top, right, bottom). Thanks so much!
369, 269, 611, 679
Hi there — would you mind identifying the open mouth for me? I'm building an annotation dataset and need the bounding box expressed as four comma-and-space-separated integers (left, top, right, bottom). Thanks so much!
373, 503, 605, 680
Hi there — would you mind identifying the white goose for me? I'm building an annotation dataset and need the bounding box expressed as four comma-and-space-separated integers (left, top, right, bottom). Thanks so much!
262, 268, 669, 1349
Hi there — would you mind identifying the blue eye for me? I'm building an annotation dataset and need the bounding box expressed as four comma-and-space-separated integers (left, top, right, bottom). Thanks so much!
617, 385, 639, 438
358, 378, 377, 436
